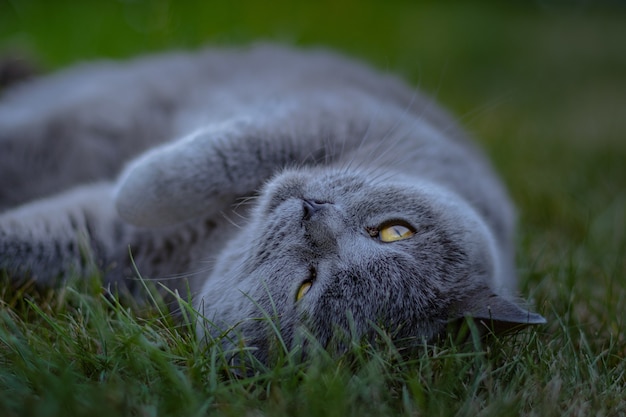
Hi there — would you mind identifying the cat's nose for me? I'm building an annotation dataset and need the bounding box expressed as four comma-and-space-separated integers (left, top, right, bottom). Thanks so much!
301, 198, 339, 250
302, 199, 330, 221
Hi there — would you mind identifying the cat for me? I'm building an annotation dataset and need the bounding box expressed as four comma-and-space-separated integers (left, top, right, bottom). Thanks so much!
0, 43, 545, 363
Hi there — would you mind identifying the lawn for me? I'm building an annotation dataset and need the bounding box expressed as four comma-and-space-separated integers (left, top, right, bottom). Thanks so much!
0, 1, 625, 416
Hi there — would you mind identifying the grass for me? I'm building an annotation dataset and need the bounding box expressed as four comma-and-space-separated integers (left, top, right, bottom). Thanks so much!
0, 278, 565, 417
1, 0, 625, 415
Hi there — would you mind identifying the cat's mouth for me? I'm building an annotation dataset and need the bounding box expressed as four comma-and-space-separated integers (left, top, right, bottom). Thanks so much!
295, 265, 317, 302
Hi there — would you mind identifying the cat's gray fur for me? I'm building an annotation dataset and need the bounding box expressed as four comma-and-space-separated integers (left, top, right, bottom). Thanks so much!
0, 44, 544, 362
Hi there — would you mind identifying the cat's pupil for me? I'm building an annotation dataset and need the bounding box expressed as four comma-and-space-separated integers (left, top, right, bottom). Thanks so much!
378, 224, 414, 242
295, 266, 317, 302
296, 282, 312, 301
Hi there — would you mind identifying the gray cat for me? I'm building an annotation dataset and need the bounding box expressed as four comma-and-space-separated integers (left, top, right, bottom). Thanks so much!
0, 43, 544, 362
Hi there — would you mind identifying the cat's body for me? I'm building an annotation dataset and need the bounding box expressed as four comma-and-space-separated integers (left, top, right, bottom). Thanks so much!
0, 44, 544, 361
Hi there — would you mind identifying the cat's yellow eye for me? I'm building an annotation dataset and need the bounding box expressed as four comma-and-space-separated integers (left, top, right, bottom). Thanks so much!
379, 224, 414, 242
296, 281, 312, 301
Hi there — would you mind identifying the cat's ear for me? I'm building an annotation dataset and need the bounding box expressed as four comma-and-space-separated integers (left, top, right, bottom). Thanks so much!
449, 286, 546, 336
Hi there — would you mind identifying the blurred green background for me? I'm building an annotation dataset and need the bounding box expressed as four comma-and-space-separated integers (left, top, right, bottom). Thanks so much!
1, 0, 625, 345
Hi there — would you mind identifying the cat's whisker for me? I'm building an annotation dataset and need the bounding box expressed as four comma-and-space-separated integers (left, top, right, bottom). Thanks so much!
234, 194, 259, 205
220, 210, 244, 230
230, 209, 250, 222
341, 94, 422, 175
126, 262, 216, 282
341, 106, 379, 174
440, 93, 511, 138
232, 195, 260, 214
302, 143, 330, 166
409, 59, 450, 129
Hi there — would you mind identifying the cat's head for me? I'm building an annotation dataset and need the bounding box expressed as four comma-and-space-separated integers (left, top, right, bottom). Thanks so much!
196, 166, 545, 362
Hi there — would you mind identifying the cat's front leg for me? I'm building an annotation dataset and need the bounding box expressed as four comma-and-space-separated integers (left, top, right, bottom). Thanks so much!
115, 95, 389, 227
0, 183, 129, 287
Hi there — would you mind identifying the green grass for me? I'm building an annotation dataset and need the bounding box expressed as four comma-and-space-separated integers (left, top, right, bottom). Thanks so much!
1, 1, 625, 416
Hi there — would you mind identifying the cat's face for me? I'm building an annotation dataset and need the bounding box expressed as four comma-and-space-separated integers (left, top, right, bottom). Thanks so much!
198, 166, 501, 360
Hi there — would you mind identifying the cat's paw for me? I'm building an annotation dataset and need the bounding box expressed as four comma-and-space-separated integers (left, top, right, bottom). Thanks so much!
115, 120, 265, 227
0, 184, 118, 286
0, 206, 81, 285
